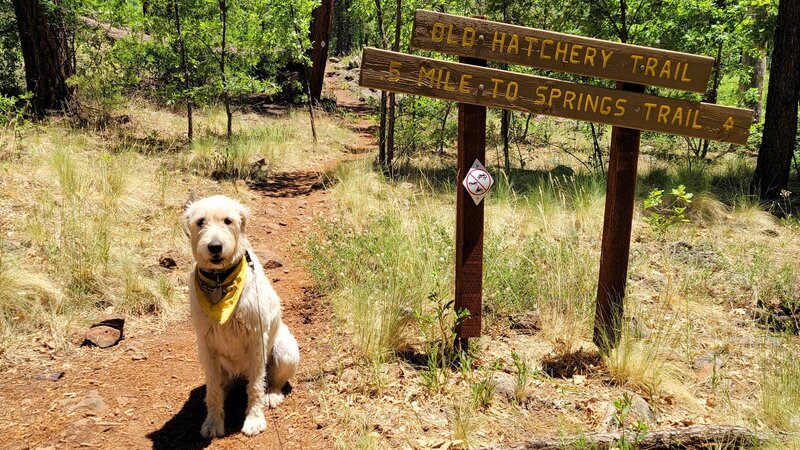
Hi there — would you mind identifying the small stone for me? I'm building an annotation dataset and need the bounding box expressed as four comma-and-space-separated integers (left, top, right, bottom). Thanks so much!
35, 370, 64, 382
492, 372, 517, 401
84, 326, 122, 348
599, 393, 654, 431
341, 368, 359, 384
131, 351, 148, 361
63, 390, 108, 415
510, 311, 541, 334
693, 353, 724, 380
267, 223, 281, 231
259, 249, 284, 269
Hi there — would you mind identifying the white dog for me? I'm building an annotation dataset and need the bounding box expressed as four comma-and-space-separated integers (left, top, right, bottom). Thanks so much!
183, 195, 299, 438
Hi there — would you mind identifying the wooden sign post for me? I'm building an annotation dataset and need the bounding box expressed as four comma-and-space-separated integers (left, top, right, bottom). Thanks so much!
455, 55, 487, 346
359, 10, 754, 349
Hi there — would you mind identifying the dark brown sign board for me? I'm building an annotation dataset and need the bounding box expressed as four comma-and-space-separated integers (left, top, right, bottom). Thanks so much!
410, 10, 714, 93
360, 47, 752, 145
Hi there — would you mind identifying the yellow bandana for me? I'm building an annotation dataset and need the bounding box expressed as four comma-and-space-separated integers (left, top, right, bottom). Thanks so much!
195, 255, 248, 325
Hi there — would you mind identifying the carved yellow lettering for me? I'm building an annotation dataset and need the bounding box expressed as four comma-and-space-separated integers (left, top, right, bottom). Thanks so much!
492, 32, 506, 52
630, 55, 644, 73
645, 57, 658, 77
446, 24, 458, 45
540, 39, 554, 60
614, 99, 627, 116
432, 22, 446, 42
525, 37, 538, 56
569, 45, 583, 64
659, 60, 672, 79
507, 34, 519, 54
601, 49, 614, 69
671, 107, 683, 125
643, 102, 657, 121
418, 66, 436, 87
535, 86, 547, 105
506, 81, 519, 100
387, 61, 401, 81
584, 47, 597, 67
673, 62, 682, 80
723, 116, 734, 131
443, 71, 456, 91
600, 96, 613, 115
681, 62, 692, 82
658, 105, 670, 124
585, 94, 598, 113
692, 110, 702, 129
555, 42, 569, 62
491, 78, 504, 98
548, 88, 563, 106
563, 90, 576, 109
463, 27, 476, 47
459, 74, 473, 94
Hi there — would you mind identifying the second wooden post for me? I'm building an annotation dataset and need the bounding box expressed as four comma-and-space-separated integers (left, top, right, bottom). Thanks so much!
593, 82, 646, 352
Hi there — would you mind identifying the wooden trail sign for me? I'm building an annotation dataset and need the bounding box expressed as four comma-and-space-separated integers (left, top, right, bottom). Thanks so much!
360, 48, 752, 145
358, 10, 753, 349
411, 10, 714, 93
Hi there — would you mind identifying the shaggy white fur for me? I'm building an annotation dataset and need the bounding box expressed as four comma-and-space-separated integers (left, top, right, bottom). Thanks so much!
184, 195, 300, 438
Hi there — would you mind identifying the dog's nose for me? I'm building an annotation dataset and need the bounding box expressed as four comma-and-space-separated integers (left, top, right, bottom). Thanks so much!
208, 241, 223, 254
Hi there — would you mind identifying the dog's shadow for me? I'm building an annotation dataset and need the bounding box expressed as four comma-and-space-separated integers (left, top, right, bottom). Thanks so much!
147, 382, 250, 449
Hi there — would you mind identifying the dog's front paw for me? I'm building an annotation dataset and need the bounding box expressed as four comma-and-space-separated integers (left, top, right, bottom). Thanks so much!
201, 413, 225, 438
266, 392, 285, 409
241, 410, 267, 436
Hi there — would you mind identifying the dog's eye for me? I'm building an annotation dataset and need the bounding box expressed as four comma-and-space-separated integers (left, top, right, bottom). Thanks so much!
196, 218, 205, 227
224, 217, 233, 225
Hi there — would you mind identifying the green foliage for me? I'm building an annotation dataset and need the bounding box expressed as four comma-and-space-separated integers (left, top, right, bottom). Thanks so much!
0, 93, 32, 128
470, 370, 496, 410
643, 185, 694, 232
611, 393, 649, 449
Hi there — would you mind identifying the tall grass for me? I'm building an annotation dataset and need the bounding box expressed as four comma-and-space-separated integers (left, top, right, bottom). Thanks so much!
761, 343, 800, 431
308, 161, 609, 358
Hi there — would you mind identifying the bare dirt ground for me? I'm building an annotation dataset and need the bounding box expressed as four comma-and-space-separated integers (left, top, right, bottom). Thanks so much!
0, 61, 374, 450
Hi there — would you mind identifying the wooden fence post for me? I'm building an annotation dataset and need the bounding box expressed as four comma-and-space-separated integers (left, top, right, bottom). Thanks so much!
593, 82, 646, 352
455, 55, 487, 347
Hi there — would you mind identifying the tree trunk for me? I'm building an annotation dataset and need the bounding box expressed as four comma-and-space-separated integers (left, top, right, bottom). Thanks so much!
374, 0, 389, 168
12, 0, 74, 114
386, 0, 401, 172
752, 0, 800, 200
700, 41, 724, 159
307, 0, 333, 101
173, 0, 192, 141
739, 50, 766, 122
219, 0, 232, 139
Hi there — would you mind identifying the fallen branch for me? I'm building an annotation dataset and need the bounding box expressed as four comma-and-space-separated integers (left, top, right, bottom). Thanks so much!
480, 425, 780, 450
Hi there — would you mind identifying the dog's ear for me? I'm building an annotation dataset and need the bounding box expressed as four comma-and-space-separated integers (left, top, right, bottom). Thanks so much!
238, 204, 251, 234
181, 202, 194, 237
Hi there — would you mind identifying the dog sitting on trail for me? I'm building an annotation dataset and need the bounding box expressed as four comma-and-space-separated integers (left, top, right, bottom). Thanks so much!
183, 195, 299, 438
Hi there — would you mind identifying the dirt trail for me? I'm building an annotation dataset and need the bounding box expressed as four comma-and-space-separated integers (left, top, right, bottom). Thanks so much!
0, 62, 373, 450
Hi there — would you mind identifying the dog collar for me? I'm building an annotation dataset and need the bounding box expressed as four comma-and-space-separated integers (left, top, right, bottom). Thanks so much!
195, 254, 248, 325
